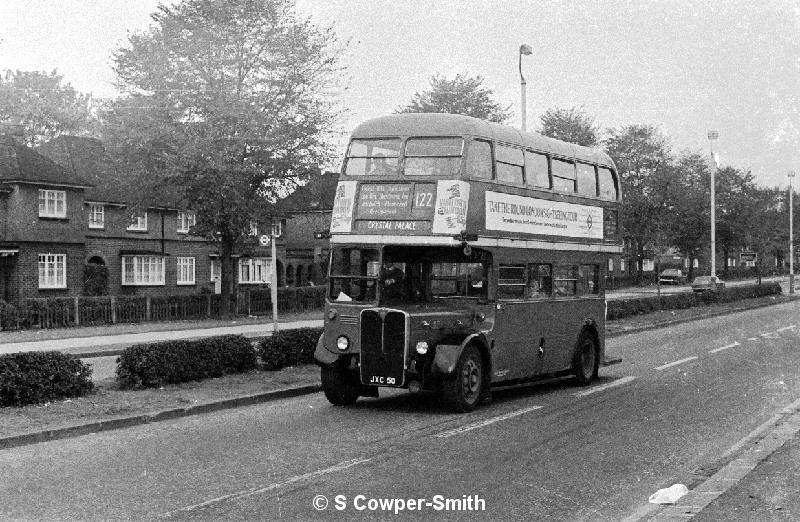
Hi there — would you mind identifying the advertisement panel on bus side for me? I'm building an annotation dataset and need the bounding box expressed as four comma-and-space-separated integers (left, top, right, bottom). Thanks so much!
485, 191, 604, 240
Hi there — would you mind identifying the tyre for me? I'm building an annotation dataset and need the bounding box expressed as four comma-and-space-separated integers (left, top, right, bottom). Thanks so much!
321, 365, 360, 406
442, 345, 484, 413
573, 331, 599, 386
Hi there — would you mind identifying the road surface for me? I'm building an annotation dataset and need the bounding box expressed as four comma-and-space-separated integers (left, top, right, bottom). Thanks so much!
1, 300, 798, 520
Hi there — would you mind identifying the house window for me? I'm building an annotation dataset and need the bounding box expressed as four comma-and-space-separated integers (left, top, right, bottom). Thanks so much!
176, 257, 196, 285
177, 211, 196, 233
38, 253, 66, 289
249, 221, 258, 236
88, 204, 105, 229
239, 257, 271, 284
127, 212, 148, 232
121, 255, 165, 285
39, 189, 66, 218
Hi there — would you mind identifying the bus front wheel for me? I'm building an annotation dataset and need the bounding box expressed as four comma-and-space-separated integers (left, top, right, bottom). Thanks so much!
442, 345, 484, 413
321, 365, 360, 406
573, 332, 599, 386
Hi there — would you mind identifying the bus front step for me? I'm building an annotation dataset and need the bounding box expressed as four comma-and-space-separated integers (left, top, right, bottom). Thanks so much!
602, 355, 622, 367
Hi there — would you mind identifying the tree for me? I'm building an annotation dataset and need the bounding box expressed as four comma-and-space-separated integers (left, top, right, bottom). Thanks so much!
714, 166, 761, 277
538, 106, 600, 147
604, 124, 672, 283
664, 152, 710, 280
103, 0, 343, 313
396, 74, 510, 123
0, 70, 96, 146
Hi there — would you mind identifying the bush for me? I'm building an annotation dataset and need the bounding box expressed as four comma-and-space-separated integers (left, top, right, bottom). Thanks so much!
0, 351, 94, 407
606, 282, 782, 320
0, 300, 19, 330
116, 334, 257, 389
258, 327, 323, 371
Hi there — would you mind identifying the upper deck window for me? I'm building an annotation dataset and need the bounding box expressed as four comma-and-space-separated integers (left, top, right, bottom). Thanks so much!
598, 167, 618, 200
404, 137, 463, 176
496, 145, 524, 184
551, 159, 576, 193
576, 163, 597, 197
345, 138, 401, 176
466, 139, 492, 179
525, 151, 550, 188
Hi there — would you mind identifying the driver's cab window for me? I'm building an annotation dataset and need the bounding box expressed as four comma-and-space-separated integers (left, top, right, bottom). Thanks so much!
328, 247, 379, 302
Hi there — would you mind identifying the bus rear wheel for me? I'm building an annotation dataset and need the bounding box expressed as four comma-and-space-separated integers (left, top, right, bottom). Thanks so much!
442, 345, 484, 413
321, 365, 360, 406
573, 331, 599, 386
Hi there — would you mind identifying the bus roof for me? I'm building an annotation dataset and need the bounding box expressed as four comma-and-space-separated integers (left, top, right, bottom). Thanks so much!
350, 113, 615, 169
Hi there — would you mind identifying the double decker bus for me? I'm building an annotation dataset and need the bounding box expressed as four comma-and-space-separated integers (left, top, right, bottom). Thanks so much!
314, 113, 622, 412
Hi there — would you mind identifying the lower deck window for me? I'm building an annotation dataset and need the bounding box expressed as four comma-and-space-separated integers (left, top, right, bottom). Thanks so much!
122, 255, 165, 286
497, 265, 525, 298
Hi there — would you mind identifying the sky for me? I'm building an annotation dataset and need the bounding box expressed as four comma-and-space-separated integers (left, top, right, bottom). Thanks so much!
0, 0, 798, 188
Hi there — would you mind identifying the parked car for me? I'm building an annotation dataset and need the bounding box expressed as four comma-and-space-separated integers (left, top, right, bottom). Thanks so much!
691, 275, 726, 292
659, 269, 687, 285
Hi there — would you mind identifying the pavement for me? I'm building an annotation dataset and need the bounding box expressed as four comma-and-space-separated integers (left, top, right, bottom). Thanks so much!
1, 279, 799, 520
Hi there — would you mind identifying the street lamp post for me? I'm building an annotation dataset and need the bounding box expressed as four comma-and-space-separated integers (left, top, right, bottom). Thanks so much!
790, 171, 795, 294
519, 44, 532, 132
708, 130, 719, 280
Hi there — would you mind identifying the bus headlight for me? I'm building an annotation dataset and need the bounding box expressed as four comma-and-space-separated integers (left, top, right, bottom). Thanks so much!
415, 341, 429, 355
336, 335, 350, 351
327, 309, 338, 320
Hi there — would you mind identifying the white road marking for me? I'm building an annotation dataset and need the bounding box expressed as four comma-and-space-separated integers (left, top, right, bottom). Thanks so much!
574, 376, 637, 397
777, 325, 796, 333
654, 356, 698, 371
434, 405, 544, 438
747, 337, 758, 341
761, 332, 780, 339
710, 341, 740, 354
162, 457, 371, 516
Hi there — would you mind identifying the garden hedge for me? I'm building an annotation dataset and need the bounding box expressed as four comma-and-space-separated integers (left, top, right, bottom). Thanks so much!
116, 334, 257, 388
0, 351, 94, 407
606, 282, 782, 320
258, 327, 323, 371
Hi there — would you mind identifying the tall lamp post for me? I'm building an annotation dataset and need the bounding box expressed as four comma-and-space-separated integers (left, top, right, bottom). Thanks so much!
790, 171, 795, 294
519, 43, 532, 132
708, 130, 719, 279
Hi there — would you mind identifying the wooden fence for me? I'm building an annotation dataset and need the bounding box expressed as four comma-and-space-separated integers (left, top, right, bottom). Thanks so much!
0, 286, 327, 331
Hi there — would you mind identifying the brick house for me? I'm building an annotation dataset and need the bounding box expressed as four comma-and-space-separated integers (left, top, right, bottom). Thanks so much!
277, 171, 338, 286
0, 131, 287, 304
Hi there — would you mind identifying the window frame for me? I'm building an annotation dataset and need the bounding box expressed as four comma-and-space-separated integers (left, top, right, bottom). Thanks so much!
176, 256, 196, 286
466, 138, 494, 180
497, 264, 526, 299
239, 257, 272, 284
127, 212, 148, 232
121, 255, 165, 286
38, 253, 67, 289
495, 144, 525, 185
576, 162, 598, 197
177, 210, 196, 234
525, 150, 551, 189
38, 189, 67, 218
88, 204, 105, 229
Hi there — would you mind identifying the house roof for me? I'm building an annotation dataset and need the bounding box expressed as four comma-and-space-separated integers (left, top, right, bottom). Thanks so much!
0, 136, 93, 188
38, 136, 181, 207
277, 171, 339, 212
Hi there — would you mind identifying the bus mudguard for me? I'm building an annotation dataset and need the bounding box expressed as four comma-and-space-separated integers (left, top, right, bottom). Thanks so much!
431, 333, 488, 376
313, 335, 339, 366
